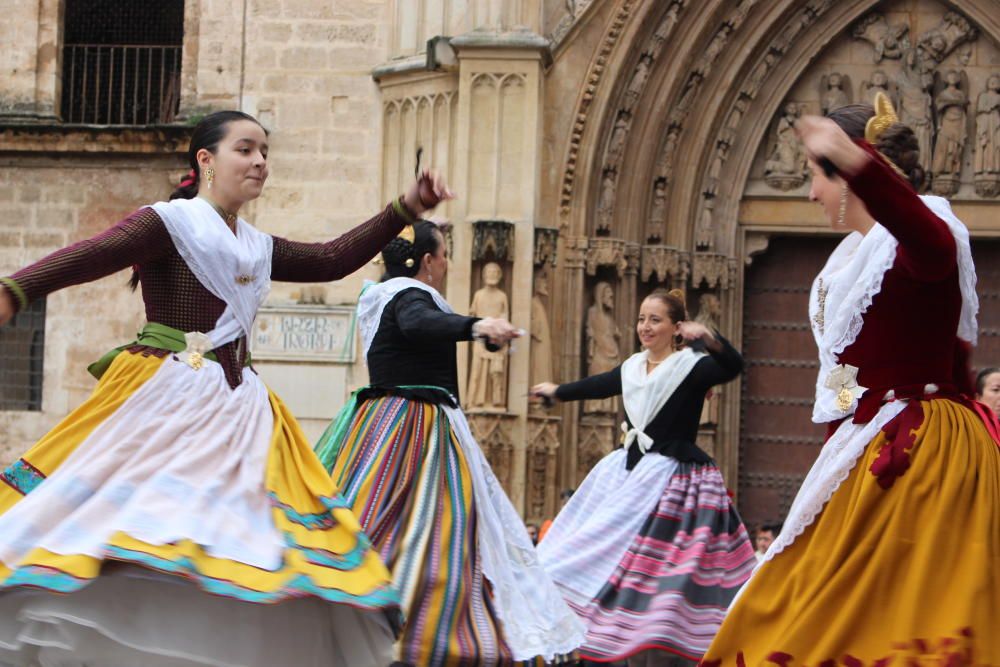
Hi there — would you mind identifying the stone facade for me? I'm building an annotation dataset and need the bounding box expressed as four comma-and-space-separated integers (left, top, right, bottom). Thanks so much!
2, 0, 999, 522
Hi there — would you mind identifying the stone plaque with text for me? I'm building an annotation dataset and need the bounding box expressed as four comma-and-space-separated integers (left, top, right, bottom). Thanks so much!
251, 306, 356, 363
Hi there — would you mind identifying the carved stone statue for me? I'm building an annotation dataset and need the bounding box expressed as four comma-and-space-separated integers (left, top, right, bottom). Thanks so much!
584, 281, 620, 414
764, 103, 806, 191
852, 12, 909, 62
606, 113, 630, 168
821, 73, 851, 114
467, 262, 509, 411
529, 272, 554, 409
931, 70, 969, 196
623, 55, 652, 112
861, 69, 894, 106
695, 294, 722, 426
596, 170, 616, 233
649, 179, 667, 230
917, 12, 977, 67
975, 74, 1000, 197
898, 48, 934, 183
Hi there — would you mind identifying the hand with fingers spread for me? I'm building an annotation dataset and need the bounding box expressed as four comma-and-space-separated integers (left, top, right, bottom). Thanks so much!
0, 287, 14, 327
471, 317, 521, 348
404, 168, 456, 215
795, 115, 869, 178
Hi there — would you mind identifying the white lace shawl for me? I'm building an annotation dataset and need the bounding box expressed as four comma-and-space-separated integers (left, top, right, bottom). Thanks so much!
149, 198, 273, 349
807, 195, 978, 424
355, 278, 452, 361
619, 348, 705, 454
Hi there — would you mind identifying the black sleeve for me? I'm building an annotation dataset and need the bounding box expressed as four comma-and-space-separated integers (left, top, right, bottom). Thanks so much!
394, 288, 479, 342
555, 366, 623, 402
688, 332, 744, 388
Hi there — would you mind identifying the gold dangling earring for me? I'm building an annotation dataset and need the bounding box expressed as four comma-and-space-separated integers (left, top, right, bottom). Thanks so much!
836, 183, 848, 228
205, 167, 215, 189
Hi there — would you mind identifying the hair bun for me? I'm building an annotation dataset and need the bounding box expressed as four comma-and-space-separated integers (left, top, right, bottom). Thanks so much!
875, 123, 924, 190
667, 288, 686, 308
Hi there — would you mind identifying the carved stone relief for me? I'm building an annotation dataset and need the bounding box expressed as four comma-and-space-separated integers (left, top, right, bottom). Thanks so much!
691, 252, 736, 290
585, 237, 629, 277
534, 227, 559, 267
820, 72, 852, 114
467, 413, 516, 494
852, 12, 910, 62
860, 69, 896, 106
525, 414, 560, 520
646, 178, 667, 243
471, 220, 515, 262
583, 281, 621, 415
764, 103, 806, 191
640, 245, 688, 284
931, 70, 969, 196
468, 262, 510, 411
576, 415, 616, 482
529, 267, 555, 392
898, 47, 936, 182
596, 170, 616, 235
975, 74, 1000, 197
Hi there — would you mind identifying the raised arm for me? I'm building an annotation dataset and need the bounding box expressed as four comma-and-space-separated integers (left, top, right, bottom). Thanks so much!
0, 208, 171, 322
270, 198, 414, 283
394, 288, 479, 342
687, 331, 744, 388
846, 143, 956, 280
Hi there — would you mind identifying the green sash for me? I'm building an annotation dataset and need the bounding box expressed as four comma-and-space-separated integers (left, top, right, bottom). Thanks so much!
87, 322, 248, 380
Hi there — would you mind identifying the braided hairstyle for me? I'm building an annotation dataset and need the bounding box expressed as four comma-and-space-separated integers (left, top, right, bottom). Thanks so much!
825, 104, 925, 190
380, 220, 444, 280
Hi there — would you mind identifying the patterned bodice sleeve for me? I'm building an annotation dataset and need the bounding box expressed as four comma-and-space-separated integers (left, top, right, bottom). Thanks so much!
847, 145, 957, 281
270, 198, 416, 283
2, 208, 171, 312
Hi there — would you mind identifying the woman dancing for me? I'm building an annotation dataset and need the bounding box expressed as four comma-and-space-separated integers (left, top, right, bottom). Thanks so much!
0, 110, 447, 666
703, 95, 1000, 664
314, 220, 585, 666
531, 289, 755, 665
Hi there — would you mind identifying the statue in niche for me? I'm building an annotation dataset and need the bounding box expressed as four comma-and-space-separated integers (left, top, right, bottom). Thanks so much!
898, 48, 934, 184
820, 73, 852, 115
623, 55, 652, 112
931, 70, 969, 196
696, 199, 715, 250
695, 293, 722, 426
596, 170, 616, 234
583, 281, 621, 414
467, 262, 509, 411
917, 12, 977, 67
529, 271, 554, 409
650, 4, 681, 58
764, 103, 806, 191
606, 113, 630, 168
975, 74, 1000, 197
861, 70, 895, 106
649, 179, 667, 231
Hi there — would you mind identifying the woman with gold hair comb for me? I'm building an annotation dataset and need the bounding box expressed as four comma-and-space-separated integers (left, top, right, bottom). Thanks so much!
703, 95, 1000, 664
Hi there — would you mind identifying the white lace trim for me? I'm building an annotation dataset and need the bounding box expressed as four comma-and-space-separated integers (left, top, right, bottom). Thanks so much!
808, 195, 978, 424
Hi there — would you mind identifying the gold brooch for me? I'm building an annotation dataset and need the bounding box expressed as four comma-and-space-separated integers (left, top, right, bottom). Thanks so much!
825, 364, 860, 413
235, 274, 254, 285
179, 332, 212, 371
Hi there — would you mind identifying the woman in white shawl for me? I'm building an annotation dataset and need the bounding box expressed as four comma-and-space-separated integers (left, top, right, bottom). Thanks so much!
531, 288, 755, 666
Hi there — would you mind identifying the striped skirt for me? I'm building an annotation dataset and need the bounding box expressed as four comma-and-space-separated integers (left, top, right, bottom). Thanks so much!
316, 393, 582, 666
539, 451, 756, 662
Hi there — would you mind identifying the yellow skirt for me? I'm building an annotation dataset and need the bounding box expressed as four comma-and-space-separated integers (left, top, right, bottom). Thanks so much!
704, 399, 1000, 665
0, 352, 399, 614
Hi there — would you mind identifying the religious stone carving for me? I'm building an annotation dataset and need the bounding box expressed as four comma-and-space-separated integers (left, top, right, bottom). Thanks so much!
471, 220, 514, 262
764, 103, 806, 191
526, 415, 560, 520
647, 178, 667, 243
696, 198, 715, 250
649, 1, 683, 59
584, 281, 621, 414
931, 70, 969, 196
852, 12, 909, 62
692, 253, 735, 290
529, 269, 555, 395
467, 413, 516, 494
898, 48, 934, 184
577, 415, 615, 482
606, 112, 631, 168
596, 170, 616, 234
820, 72, 852, 114
640, 245, 688, 284
975, 74, 1000, 197
861, 70, 895, 106
534, 227, 559, 267
917, 12, 977, 66
467, 262, 509, 411
623, 55, 653, 113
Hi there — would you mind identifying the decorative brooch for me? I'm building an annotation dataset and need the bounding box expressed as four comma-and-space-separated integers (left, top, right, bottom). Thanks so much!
235, 274, 254, 285
825, 363, 861, 413
179, 331, 212, 371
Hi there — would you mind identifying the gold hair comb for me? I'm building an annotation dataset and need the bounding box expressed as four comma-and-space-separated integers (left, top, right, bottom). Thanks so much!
865, 92, 899, 144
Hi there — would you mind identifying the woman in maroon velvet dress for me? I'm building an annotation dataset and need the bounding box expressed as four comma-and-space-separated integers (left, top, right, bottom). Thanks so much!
704, 98, 999, 664
0, 110, 451, 667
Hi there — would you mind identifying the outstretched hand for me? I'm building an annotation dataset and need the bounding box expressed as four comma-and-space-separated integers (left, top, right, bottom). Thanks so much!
530, 382, 559, 402
404, 168, 456, 215
472, 317, 521, 347
0, 287, 15, 327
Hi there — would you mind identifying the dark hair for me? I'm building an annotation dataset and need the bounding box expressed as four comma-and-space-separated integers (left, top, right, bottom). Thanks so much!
825, 104, 924, 190
380, 220, 444, 280
644, 288, 687, 323
977, 367, 1000, 395
758, 522, 783, 536
131, 111, 266, 290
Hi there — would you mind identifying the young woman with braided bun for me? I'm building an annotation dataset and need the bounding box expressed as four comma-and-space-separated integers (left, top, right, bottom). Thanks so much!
313, 221, 585, 665
530, 288, 754, 665
704, 97, 1000, 664
0, 110, 451, 665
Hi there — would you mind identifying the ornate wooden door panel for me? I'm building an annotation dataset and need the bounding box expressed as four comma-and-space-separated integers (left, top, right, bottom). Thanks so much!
738, 236, 840, 528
